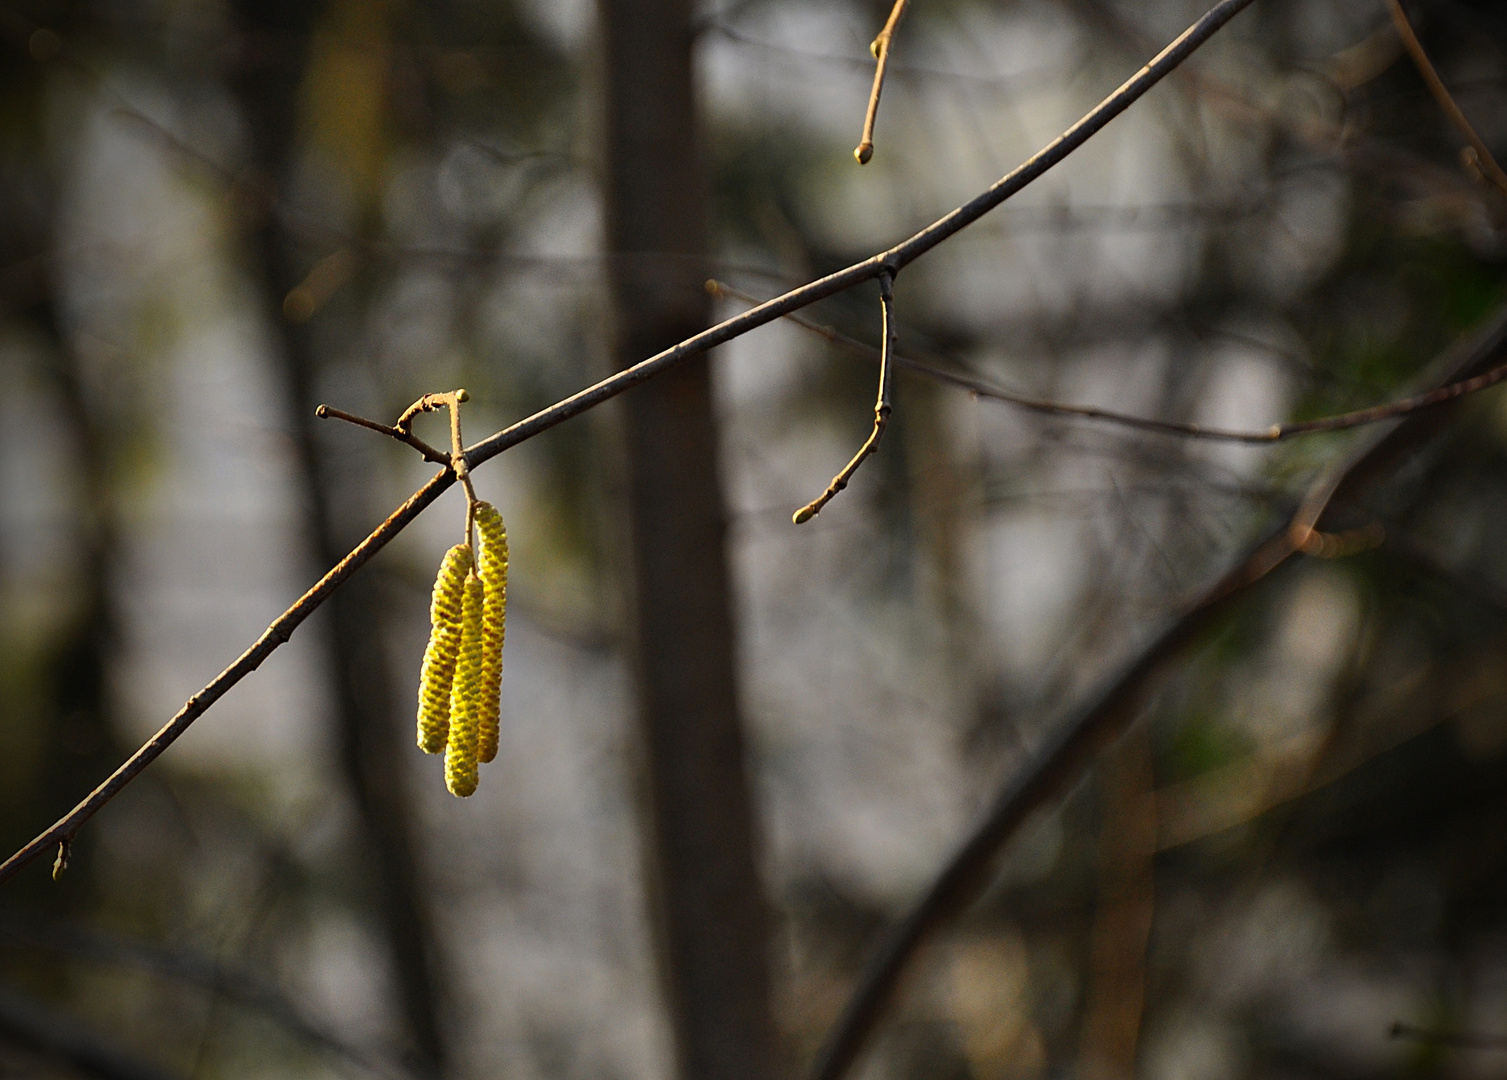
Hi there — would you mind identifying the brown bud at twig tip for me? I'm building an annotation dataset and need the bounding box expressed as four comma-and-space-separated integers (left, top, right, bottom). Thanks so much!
793, 506, 816, 525
315, 404, 330, 418
455, 388, 470, 403
855, 143, 874, 165
705, 279, 722, 296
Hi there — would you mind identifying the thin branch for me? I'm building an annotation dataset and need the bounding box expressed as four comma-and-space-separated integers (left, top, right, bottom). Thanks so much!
709, 280, 1507, 444
314, 404, 449, 464
854, 0, 911, 164
0, 0, 1260, 888
1384, 0, 1507, 197
804, 300, 1507, 1080
793, 273, 896, 523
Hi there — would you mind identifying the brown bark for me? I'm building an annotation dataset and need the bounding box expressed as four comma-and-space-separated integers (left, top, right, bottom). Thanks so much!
597, 3, 781, 1079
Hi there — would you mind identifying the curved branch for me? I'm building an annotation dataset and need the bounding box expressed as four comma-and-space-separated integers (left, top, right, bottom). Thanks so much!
1385, 0, 1507, 198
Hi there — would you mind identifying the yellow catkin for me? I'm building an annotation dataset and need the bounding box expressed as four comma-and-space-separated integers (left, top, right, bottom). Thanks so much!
474, 501, 508, 764
417, 543, 472, 754
445, 570, 486, 797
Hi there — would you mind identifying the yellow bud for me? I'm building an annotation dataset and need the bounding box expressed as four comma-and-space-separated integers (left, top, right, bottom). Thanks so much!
474, 502, 508, 765
417, 544, 472, 754
445, 570, 486, 797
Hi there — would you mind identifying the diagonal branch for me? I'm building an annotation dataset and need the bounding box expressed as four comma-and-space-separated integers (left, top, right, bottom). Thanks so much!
803, 298, 1507, 1080
1384, 0, 1507, 198
0, 0, 1259, 888
854, 0, 911, 164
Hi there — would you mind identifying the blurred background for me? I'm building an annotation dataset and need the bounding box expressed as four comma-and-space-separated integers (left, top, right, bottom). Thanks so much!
5, 0, 1507, 1078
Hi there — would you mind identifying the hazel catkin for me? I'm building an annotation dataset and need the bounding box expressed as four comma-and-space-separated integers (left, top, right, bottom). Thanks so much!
417, 543, 472, 754
444, 569, 486, 797
474, 501, 508, 764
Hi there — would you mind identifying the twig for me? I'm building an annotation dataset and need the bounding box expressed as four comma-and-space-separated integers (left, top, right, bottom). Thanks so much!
1384, 0, 1507, 198
804, 300, 1507, 1080
0, 0, 1260, 888
709, 280, 1507, 444
793, 273, 896, 523
854, 0, 911, 163
314, 404, 449, 464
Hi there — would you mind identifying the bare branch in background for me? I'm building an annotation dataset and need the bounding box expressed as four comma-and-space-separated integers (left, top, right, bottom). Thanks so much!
1385, 0, 1507, 198
710, 280, 1507, 444
854, 0, 911, 164
0, 0, 1262, 886
805, 299, 1507, 1080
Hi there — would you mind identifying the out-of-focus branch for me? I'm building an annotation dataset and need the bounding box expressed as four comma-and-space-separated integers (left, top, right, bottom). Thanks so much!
1385, 0, 1507, 198
805, 299, 1507, 1080
0, 0, 1261, 887
710, 280, 1507, 445
0, 986, 184, 1080
854, 0, 911, 164
0, 918, 412, 1080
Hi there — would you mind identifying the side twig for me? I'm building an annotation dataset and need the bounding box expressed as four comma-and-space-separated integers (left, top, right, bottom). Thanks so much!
314, 404, 449, 464
709, 281, 1507, 445
804, 299, 1507, 1080
0, 0, 1260, 888
855, 0, 911, 164
793, 273, 896, 523
1385, 0, 1507, 197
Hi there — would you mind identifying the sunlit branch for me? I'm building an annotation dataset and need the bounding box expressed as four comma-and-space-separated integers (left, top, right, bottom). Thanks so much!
854, 0, 910, 164
315, 404, 449, 464
792, 272, 895, 523
0, 0, 1261, 888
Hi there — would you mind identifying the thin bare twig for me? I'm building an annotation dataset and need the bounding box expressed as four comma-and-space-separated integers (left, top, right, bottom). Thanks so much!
0, 0, 1260, 888
793, 272, 896, 523
804, 299, 1507, 1080
1384, 0, 1507, 198
709, 280, 1507, 444
855, 0, 911, 163
314, 404, 449, 464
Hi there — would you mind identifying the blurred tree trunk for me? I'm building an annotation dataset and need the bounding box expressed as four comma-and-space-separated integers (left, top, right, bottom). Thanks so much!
598, 4, 781, 1080
0, 54, 120, 910
225, 5, 448, 1076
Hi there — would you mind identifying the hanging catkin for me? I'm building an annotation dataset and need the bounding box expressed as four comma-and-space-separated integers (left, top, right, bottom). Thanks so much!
474, 501, 508, 764
445, 569, 486, 797
417, 543, 472, 754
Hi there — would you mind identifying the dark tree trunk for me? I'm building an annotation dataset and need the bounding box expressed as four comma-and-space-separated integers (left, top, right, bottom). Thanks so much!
597, 4, 781, 1080
225, 5, 447, 1075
